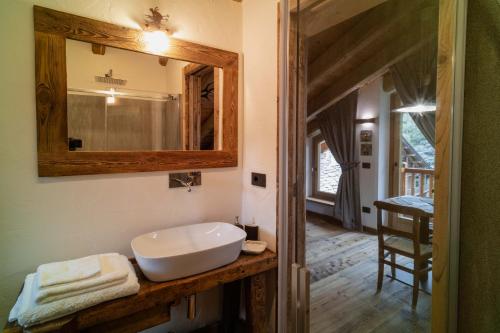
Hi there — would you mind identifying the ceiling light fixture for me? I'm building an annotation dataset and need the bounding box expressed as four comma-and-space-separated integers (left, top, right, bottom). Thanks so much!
355, 117, 377, 124
143, 7, 173, 54
143, 30, 170, 53
392, 104, 436, 113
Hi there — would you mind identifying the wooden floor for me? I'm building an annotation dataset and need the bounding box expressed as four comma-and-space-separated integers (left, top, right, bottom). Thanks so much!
306, 214, 431, 333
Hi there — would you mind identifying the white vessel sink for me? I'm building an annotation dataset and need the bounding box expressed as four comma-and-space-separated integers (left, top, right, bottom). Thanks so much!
131, 222, 247, 282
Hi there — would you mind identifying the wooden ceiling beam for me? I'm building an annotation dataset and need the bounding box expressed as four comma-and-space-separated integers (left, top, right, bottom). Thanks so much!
289, 0, 325, 13
382, 72, 396, 93
307, 0, 438, 118
91, 43, 106, 55
307, 23, 436, 118
307, 118, 320, 136
159, 56, 168, 66
303, 0, 387, 37
307, 0, 428, 95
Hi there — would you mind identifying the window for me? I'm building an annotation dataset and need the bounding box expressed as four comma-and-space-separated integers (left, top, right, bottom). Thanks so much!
394, 113, 435, 198
400, 113, 435, 169
312, 135, 342, 201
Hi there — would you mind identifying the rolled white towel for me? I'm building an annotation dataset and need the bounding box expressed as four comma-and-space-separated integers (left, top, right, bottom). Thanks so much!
37, 254, 101, 288
36, 253, 128, 304
9, 255, 140, 328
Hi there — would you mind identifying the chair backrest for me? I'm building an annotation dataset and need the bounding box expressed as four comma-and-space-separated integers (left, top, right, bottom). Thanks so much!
375, 206, 423, 257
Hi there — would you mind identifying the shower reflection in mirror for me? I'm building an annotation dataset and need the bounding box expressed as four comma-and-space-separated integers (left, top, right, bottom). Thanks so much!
66, 39, 223, 152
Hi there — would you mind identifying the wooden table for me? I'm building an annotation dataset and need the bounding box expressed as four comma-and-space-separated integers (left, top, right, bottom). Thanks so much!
374, 195, 434, 284
4, 250, 277, 333
374, 195, 434, 241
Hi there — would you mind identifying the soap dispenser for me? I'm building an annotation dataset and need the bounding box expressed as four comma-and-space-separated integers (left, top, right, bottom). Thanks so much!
234, 216, 244, 230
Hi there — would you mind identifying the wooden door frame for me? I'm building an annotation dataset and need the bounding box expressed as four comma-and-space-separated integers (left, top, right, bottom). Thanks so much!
433, 0, 467, 331
277, 3, 308, 331
182, 64, 219, 151
388, 103, 401, 228
277, 1, 310, 331
277, 0, 466, 332
388, 93, 402, 199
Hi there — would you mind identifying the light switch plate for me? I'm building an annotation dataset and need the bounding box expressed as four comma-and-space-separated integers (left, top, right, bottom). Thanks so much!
251, 172, 266, 188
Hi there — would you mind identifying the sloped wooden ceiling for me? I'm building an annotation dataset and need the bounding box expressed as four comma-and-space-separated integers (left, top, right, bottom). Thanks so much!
306, 0, 438, 119
298, 0, 387, 37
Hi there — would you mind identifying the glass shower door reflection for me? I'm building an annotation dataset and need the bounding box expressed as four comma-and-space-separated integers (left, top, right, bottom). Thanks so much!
67, 93, 181, 152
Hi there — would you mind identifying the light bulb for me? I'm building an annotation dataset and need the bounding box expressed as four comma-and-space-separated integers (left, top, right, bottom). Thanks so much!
143, 31, 170, 53
106, 96, 115, 104
106, 88, 115, 105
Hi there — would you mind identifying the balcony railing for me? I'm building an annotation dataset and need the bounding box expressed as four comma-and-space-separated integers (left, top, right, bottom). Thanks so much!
401, 167, 434, 198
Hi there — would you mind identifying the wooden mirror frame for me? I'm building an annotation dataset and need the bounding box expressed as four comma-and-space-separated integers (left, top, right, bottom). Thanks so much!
34, 6, 238, 177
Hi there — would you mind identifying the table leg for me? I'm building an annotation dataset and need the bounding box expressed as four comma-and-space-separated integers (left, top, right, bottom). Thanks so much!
222, 280, 241, 333
419, 216, 430, 282
420, 216, 430, 244
244, 272, 267, 333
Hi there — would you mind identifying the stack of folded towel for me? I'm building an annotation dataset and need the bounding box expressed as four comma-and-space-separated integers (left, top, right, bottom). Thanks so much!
9, 253, 140, 327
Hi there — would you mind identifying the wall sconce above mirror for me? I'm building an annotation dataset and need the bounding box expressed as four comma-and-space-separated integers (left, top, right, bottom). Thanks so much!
33, 6, 238, 176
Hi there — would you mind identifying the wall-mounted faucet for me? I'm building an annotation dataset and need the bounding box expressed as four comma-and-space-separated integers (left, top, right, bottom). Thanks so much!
169, 172, 201, 192
172, 176, 194, 192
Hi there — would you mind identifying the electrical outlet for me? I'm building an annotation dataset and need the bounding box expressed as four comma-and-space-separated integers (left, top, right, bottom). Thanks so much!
362, 206, 371, 214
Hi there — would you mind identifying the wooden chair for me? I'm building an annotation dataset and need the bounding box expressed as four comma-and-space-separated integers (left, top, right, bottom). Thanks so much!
374, 205, 432, 308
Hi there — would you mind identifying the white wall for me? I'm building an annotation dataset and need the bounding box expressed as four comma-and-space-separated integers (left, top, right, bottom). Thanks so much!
0, 0, 248, 330
67, 39, 188, 95
240, 0, 278, 251
356, 77, 390, 229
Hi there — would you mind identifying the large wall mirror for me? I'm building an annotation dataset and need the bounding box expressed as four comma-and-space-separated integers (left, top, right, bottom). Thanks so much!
67, 39, 224, 152
34, 6, 238, 176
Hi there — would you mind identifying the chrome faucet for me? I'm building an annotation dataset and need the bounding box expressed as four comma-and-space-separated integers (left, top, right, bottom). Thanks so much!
173, 175, 194, 192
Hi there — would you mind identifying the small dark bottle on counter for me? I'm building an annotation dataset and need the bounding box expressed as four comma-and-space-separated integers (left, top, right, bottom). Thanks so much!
245, 223, 259, 241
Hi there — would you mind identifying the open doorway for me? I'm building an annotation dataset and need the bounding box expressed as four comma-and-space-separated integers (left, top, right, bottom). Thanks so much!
278, 0, 464, 331
305, 83, 433, 331
303, 0, 438, 329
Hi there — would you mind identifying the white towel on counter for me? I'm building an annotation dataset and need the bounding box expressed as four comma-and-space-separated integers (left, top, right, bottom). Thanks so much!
9, 255, 140, 328
37, 254, 101, 288
35, 253, 128, 304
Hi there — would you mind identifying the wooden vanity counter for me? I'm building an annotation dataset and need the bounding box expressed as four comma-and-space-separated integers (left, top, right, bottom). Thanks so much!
4, 250, 277, 333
